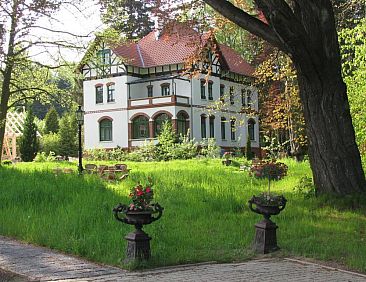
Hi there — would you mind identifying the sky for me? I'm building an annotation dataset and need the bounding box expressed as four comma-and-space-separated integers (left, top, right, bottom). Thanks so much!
31, 0, 104, 63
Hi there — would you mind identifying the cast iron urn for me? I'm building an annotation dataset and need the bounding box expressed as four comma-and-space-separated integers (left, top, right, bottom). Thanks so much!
113, 203, 163, 262
248, 195, 287, 254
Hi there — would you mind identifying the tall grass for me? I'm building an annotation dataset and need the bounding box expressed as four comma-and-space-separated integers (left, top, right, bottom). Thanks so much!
0, 159, 366, 272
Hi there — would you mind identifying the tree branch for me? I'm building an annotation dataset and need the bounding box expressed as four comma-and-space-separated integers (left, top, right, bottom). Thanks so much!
204, 0, 286, 51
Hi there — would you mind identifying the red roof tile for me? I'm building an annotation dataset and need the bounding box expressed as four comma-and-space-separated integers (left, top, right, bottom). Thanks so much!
112, 24, 254, 77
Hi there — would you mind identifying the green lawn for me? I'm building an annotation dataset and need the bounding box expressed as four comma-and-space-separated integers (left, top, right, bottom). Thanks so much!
0, 159, 366, 272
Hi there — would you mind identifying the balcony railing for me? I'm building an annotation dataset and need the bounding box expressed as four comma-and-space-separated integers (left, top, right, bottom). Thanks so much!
128, 95, 189, 107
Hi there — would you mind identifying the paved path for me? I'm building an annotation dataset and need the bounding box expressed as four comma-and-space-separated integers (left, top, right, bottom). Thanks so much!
0, 236, 365, 282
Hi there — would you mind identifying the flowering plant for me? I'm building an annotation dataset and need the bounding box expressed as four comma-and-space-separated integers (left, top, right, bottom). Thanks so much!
128, 183, 154, 211
249, 160, 288, 204
223, 152, 232, 160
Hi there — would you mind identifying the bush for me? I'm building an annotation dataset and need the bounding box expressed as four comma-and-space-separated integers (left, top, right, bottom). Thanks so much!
58, 113, 78, 157
293, 176, 316, 198
2, 160, 12, 165
34, 151, 57, 162
44, 107, 59, 134
200, 138, 220, 158
40, 133, 60, 155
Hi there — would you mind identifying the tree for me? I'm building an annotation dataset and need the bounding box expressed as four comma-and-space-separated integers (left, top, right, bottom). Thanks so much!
44, 107, 59, 134
203, 0, 366, 195
58, 113, 78, 158
246, 135, 253, 160
99, 0, 154, 40
0, 0, 82, 162
19, 110, 39, 162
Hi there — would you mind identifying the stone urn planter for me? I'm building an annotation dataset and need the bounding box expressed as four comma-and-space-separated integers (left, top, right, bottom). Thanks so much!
113, 203, 163, 262
248, 160, 288, 254
113, 183, 163, 262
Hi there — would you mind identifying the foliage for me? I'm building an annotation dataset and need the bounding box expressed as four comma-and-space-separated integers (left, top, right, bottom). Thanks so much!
34, 151, 57, 163
157, 121, 177, 161
199, 138, 220, 158
255, 52, 307, 157
99, 0, 154, 40
1, 160, 12, 166
58, 113, 78, 157
0, 0, 79, 162
293, 176, 316, 199
128, 183, 154, 211
250, 193, 287, 206
44, 107, 59, 134
339, 19, 366, 154
19, 110, 39, 162
40, 133, 60, 155
250, 160, 288, 181
223, 152, 232, 160
262, 135, 289, 159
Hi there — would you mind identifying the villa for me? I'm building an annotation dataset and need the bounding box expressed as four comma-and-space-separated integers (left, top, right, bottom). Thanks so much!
80, 23, 260, 153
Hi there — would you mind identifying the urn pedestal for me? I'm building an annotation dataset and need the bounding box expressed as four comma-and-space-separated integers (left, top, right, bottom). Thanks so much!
113, 204, 163, 262
248, 195, 286, 254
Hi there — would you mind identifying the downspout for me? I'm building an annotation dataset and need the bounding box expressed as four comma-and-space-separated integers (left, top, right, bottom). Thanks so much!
190, 78, 193, 140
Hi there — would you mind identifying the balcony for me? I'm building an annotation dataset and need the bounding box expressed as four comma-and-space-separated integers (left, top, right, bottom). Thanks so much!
128, 95, 190, 109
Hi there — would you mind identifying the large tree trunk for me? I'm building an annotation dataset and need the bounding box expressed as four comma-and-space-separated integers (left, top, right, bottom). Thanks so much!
296, 70, 365, 195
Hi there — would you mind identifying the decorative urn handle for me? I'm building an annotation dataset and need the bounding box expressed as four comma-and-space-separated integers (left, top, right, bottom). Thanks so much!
113, 203, 129, 223
151, 203, 164, 221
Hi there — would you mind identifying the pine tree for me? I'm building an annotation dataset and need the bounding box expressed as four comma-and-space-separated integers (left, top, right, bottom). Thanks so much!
44, 107, 59, 134
58, 113, 78, 158
19, 110, 39, 162
99, 0, 154, 40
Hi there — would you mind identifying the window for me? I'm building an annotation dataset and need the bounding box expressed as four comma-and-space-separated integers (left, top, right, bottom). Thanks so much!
230, 86, 234, 105
147, 85, 153, 97
99, 119, 112, 141
154, 113, 171, 137
220, 84, 225, 102
97, 49, 111, 65
96, 85, 103, 104
200, 80, 206, 99
107, 84, 115, 102
231, 119, 236, 141
177, 112, 188, 136
133, 116, 149, 139
201, 115, 207, 139
241, 89, 246, 107
248, 119, 255, 141
209, 116, 215, 138
161, 84, 170, 96
221, 117, 226, 140
208, 81, 213, 100
247, 90, 252, 108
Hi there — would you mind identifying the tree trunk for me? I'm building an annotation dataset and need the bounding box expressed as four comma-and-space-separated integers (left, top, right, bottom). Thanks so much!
295, 70, 365, 195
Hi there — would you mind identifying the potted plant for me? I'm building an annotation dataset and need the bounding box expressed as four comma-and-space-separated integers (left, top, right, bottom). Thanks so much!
113, 183, 163, 261
247, 160, 288, 253
222, 151, 232, 166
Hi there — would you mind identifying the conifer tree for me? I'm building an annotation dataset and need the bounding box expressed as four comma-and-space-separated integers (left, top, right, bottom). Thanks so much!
99, 0, 154, 40
58, 113, 78, 158
246, 135, 253, 161
44, 107, 59, 134
19, 110, 39, 162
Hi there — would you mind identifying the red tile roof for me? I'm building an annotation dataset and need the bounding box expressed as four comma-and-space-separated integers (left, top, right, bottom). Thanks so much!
112, 24, 254, 77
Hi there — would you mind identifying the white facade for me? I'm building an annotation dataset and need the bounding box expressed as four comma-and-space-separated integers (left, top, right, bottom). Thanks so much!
82, 42, 260, 152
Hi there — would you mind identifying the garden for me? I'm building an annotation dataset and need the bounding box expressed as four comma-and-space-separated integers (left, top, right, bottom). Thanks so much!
1, 158, 366, 271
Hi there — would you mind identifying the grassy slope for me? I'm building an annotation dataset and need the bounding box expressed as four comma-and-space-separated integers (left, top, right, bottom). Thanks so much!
0, 159, 365, 271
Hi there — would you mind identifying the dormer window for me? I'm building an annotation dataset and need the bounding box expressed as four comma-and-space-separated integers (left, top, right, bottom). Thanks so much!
97, 49, 111, 65
161, 83, 170, 96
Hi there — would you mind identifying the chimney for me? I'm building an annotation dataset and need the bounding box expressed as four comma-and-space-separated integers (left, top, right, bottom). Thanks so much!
154, 17, 162, 40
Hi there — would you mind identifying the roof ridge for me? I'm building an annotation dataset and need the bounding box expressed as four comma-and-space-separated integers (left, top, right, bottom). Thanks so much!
136, 44, 145, 67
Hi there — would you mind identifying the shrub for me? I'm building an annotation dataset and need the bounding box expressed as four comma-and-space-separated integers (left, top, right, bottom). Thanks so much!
40, 133, 60, 155
293, 176, 316, 198
58, 113, 78, 157
246, 135, 253, 160
2, 160, 12, 165
200, 138, 220, 158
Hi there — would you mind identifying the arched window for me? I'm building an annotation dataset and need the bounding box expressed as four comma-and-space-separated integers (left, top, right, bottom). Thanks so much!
132, 116, 149, 139
99, 118, 112, 141
248, 119, 256, 141
231, 119, 236, 141
221, 117, 226, 140
177, 112, 188, 136
209, 116, 215, 138
201, 115, 207, 139
154, 113, 171, 137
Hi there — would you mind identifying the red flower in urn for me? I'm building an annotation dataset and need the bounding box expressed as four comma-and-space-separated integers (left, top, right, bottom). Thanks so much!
128, 183, 154, 211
